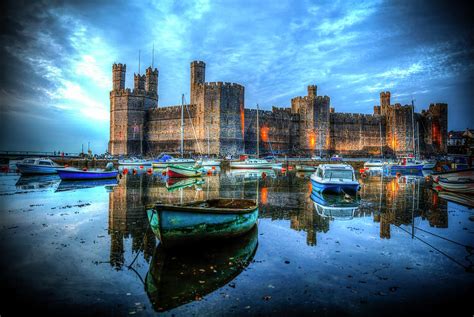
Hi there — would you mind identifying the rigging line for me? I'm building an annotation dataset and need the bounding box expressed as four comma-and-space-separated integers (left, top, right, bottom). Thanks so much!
182, 95, 204, 155
127, 224, 151, 269
414, 226, 474, 250
396, 224, 471, 271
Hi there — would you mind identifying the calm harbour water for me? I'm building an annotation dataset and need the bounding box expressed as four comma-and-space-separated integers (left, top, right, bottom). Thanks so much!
0, 168, 473, 316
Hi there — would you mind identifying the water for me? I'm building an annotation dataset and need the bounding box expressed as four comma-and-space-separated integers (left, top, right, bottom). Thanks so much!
0, 168, 473, 316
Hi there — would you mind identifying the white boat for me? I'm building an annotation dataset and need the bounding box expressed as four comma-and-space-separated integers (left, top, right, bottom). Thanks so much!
310, 164, 360, 194
295, 164, 316, 172
153, 158, 195, 168
230, 158, 276, 169
363, 159, 384, 170
419, 159, 436, 170
436, 177, 474, 194
118, 157, 152, 166
431, 168, 474, 183
16, 158, 62, 175
198, 159, 221, 167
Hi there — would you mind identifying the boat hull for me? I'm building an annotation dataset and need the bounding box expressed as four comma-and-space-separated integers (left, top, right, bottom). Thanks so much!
118, 161, 152, 166
153, 160, 195, 168
436, 178, 474, 194
310, 178, 360, 194
166, 165, 202, 178
16, 164, 58, 175
56, 169, 118, 180
230, 162, 276, 169
390, 164, 424, 171
147, 200, 258, 247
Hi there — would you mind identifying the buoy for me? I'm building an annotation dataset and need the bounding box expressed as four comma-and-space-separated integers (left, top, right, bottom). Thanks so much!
207, 170, 212, 176
82, 167, 88, 171
147, 168, 153, 174
359, 168, 365, 174
139, 165, 143, 169
123, 168, 128, 175
288, 166, 293, 171
262, 172, 266, 179
281, 167, 287, 172
212, 166, 216, 170
64, 164, 69, 168
132, 169, 137, 174
361, 172, 367, 178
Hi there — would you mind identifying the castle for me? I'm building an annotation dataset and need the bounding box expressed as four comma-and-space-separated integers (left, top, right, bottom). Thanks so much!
109, 61, 447, 157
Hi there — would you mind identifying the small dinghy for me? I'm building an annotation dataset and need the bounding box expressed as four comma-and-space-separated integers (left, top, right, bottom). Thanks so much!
166, 164, 202, 178
147, 198, 258, 247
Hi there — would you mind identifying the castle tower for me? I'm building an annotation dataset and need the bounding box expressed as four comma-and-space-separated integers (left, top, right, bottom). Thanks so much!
134, 73, 145, 91
190, 61, 205, 104
112, 63, 126, 91
308, 85, 317, 98
380, 91, 391, 116
145, 67, 158, 96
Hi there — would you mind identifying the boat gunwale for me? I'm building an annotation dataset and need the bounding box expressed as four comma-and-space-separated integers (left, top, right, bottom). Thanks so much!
149, 199, 258, 215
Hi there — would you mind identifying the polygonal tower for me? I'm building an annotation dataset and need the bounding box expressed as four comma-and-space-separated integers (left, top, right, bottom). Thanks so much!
112, 63, 126, 91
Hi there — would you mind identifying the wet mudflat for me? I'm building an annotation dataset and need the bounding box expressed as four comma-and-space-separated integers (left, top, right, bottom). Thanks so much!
0, 169, 473, 316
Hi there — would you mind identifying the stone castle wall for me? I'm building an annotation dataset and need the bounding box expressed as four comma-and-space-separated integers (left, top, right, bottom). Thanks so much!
109, 60, 448, 157
329, 113, 385, 156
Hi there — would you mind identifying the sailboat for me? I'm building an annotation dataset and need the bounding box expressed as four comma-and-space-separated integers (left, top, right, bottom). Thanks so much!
165, 95, 201, 178
230, 104, 281, 169
197, 127, 221, 167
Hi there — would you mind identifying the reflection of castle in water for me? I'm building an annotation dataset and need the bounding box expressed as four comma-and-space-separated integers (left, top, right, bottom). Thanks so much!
107, 171, 449, 260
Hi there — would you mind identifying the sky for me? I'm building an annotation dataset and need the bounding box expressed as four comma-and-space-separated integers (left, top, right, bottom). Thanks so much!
0, 0, 473, 153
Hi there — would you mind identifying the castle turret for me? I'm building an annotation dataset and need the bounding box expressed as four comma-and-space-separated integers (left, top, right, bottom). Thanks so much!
145, 67, 158, 96
190, 61, 205, 104
134, 73, 145, 91
380, 91, 391, 116
112, 63, 126, 91
308, 85, 317, 98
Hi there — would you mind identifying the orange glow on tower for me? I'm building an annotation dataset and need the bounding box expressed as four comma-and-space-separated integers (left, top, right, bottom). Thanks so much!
240, 105, 245, 137
261, 126, 269, 142
309, 131, 316, 149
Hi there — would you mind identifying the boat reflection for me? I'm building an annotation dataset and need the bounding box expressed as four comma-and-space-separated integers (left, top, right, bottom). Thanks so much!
145, 226, 258, 312
55, 178, 119, 192
15, 175, 60, 190
310, 190, 360, 220
165, 177, 205, 192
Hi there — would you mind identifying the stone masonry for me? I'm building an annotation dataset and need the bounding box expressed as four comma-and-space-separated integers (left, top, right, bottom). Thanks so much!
109, 61, 448, 157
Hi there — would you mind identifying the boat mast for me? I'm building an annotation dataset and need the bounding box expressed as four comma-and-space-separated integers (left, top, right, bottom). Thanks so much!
379, 120, 383, 158
181, 94, 184, 158
256, 104, 259, 158
318, 128, 322, 157
417, 121, 420, 158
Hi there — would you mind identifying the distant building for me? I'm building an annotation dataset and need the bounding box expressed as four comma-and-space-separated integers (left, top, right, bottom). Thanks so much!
448, 129, 474, 154
109, 61, 448, 157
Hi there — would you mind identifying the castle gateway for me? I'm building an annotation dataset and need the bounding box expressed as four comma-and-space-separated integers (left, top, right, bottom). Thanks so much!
109, 61, 447, 157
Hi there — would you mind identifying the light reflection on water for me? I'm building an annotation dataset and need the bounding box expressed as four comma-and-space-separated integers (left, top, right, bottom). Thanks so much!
0, 169, 473, 316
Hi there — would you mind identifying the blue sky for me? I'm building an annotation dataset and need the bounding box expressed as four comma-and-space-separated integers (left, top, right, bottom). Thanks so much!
1, 0, 473, 153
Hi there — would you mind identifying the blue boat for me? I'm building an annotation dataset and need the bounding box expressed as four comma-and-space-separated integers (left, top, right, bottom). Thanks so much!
16, 158, 62, 175
56, 163, 118, 180
310, 164, 360, 194
147, 199, 258, 247
389, 156, 423, 172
